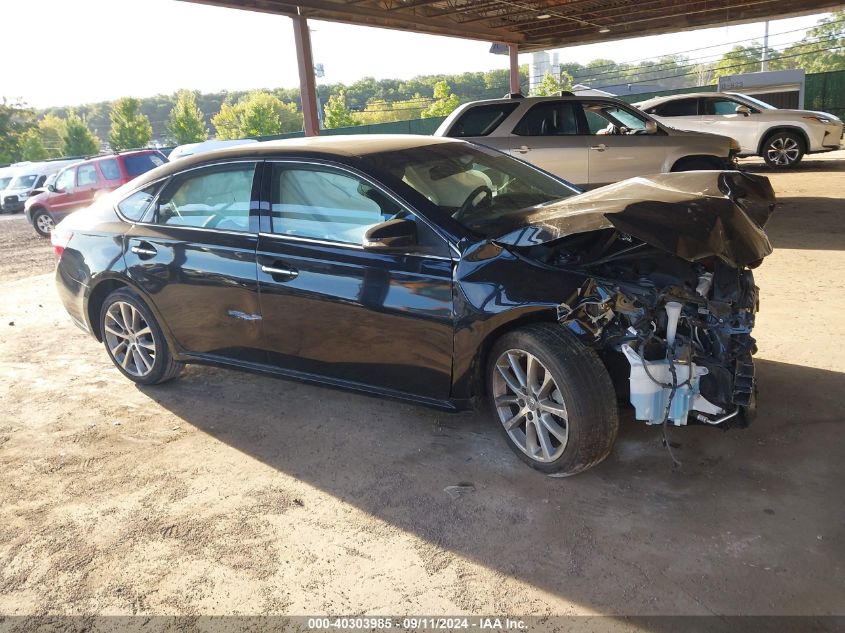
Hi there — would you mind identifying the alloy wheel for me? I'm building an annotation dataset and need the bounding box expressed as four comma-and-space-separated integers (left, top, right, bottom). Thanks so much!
492, 349, 569, 462
36, 213, 54, 234
766, 136, 801, 166
104, 301, 157, 377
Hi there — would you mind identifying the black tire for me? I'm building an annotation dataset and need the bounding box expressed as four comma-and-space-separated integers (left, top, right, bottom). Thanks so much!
671, 157, 723, 172
31, 208, 54, 238
99, 288, 183, 385
486, 323, 619, 476
762, 131, 805, 168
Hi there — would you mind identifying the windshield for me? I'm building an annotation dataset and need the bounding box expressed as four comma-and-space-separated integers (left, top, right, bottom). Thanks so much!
731, 94, 776, 110
0, 177, 12, 190
10, 174, 38, 190
360, 142, 579, 238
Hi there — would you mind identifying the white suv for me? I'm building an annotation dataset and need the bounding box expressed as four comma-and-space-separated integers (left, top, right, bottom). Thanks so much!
635, 92, 843, 168
434, 95, 738, 189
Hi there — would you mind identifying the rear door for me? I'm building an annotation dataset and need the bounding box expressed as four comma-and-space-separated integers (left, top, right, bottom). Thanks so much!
647, 97, 705, 133
443, 101, 521, 156
123, 161, 264, 362
255, 160, 455, 400
507, 100, 589, 185
75, 163, 102, 207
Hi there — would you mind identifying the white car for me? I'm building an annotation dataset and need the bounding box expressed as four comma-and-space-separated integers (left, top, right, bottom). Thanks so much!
635, 92, 843, 168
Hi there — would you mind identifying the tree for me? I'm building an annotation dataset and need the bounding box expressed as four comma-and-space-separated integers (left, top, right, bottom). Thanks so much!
532, 70, 573, 96
421, 81, 460, 118
64, 111, 100, 156
0, 99, 36, 164
37, 115, 67, 158
108, 97, 152, 151
211, 91, 302, 139
20, 129, 48, 161
353, 96, 426, 125
323, 91, 356, 129
774, 11, 845, 73
168, 90, 208, 144
712, 44, 776, 79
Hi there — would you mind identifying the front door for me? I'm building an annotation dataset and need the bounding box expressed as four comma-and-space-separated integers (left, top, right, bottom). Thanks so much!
255, 161, 455, 401
582, 103, 668, 186
123, 161, 264, 362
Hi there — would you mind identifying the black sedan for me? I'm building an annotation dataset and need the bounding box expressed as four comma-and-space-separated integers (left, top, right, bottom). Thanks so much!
53, 136, 775, 475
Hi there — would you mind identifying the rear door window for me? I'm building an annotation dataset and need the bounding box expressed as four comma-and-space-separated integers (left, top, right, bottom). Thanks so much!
513, 101, 581, 136
702, 98, 744, 115
651, 98, 699, 117
448, 103, 520, 137
123, 153, 167, 178
99, 158, 122, 180
152, 162, 257, 232
77, 164, 99, 187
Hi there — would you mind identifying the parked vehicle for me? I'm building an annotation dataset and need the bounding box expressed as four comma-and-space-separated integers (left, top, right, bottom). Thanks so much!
0, 165, 21, 196
1, 158, 81, 214
52, 136, 774, 475
635, 92, 843, 168
434, 95, 739, 188
168, 138, 259, 162
26, 149, 167, 237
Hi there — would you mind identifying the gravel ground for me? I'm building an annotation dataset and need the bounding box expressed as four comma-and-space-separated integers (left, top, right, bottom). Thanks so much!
0, 154, 843, 620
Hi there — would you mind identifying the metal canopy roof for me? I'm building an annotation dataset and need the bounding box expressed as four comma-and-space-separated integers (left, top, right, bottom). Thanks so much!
184, 0, 842, 51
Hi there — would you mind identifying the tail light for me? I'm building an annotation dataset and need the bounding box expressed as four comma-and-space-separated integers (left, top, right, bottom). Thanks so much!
51, 228, 73, 258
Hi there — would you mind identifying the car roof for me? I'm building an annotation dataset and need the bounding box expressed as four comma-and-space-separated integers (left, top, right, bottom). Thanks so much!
635, 92, 734, 107
457, 95, 628, 108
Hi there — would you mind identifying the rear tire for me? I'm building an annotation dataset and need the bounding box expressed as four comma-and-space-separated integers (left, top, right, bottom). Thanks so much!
487, 324, 619, 476
31, 209, 54, 238
762, 131, 805, 168
99, 288, 183, 385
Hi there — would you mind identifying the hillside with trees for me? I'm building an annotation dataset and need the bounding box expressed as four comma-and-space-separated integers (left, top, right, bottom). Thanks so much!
1, 11, 841, 163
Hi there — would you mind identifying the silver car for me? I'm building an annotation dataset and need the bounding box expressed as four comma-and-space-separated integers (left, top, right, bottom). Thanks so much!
434, 95, 739, 188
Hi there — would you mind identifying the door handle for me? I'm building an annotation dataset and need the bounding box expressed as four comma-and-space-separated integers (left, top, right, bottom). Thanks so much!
589, 144, 607, 152
515, 145, 531, 154
130, 244, 157, 258
261, 264, 298, 279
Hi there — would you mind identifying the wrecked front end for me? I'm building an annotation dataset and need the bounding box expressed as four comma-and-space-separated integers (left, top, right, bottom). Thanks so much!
497, 171, 776, 428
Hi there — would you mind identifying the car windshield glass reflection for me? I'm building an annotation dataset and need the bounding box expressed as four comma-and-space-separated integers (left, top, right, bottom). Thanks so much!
362, 143, 578, 238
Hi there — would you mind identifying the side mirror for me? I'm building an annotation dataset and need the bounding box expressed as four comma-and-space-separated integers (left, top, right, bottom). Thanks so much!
363, 218, 418, 251
735, 105, 751, 117
644, 120, 658, 134
48, 184, 57, 193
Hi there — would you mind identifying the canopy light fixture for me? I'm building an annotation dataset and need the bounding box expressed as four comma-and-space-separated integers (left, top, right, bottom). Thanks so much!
599, 26, 611, 33
537, 14, 551, 19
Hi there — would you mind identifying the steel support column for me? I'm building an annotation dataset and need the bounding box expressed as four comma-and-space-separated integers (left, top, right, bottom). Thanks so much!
292, 11, 320, 136
508, 43, 520, 94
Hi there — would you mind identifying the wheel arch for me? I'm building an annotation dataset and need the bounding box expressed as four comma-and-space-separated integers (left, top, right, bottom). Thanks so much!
757, 126, 809, 156
670, 154, 725, 171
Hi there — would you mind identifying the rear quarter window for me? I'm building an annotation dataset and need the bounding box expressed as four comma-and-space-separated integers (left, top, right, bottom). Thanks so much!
122, 153, 166, 178
448, 103, 520, 137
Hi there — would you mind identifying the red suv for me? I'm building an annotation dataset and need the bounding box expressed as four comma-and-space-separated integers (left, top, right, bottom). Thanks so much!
26, 149, 168, 237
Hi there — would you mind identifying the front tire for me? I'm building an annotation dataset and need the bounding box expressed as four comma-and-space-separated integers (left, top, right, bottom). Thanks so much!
487, 324, 619, 475
31, 209, 54, 238
100, 288, 183, 385
762, 131, 804, 168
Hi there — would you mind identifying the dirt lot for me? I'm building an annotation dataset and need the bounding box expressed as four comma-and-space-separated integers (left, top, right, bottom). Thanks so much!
0, 154, 843, 620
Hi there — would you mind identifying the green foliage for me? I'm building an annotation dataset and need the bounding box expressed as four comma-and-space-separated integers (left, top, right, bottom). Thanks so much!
20, 129, 48, 161
712, 44, 774, 79
212, 91, 302, 139
421, 81, 459, 118
353, 96, 426, 125
774, 11, 845, 73
38, 115, 67, 158
64, 111, 100, 156
168, 90, 208, 144
108, 97, 153, 151
323, 91, 356, 129
533, 71, 574, 96
0, 99, 36, 164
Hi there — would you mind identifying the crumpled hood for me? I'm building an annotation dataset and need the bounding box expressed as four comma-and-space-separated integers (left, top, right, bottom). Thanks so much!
493, 171, 776, 267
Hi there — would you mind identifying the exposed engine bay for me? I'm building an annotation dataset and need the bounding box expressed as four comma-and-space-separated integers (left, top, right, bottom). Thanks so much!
546, 230, 758, 427
493, 171, 777, 429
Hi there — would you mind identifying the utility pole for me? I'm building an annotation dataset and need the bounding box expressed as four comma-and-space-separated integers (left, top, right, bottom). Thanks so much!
761, 21, 770, 72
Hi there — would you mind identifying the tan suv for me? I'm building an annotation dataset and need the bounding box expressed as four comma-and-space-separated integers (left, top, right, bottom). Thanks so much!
434, 95, 738, 188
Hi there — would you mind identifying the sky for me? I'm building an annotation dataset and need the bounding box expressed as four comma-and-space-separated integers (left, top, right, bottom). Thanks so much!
0, 0, 837, 108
